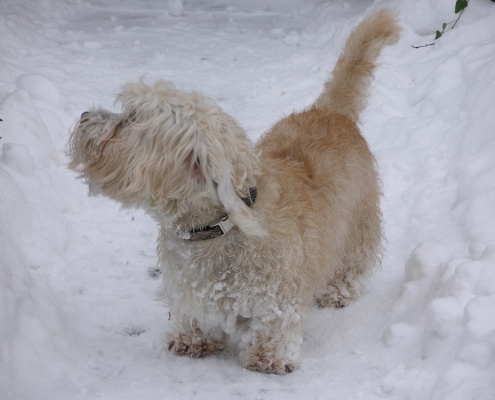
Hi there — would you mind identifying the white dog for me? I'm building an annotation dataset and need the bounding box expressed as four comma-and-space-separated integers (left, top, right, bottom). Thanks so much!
69, 10, 399, 374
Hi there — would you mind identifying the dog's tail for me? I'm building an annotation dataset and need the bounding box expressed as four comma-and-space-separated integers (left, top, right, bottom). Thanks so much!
314, 9, 400, 123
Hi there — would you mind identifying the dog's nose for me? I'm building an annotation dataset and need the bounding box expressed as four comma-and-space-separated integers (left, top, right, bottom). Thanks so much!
81, 111, 89, 118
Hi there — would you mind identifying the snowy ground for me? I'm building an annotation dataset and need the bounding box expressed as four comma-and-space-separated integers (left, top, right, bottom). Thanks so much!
1, 0, 495, 399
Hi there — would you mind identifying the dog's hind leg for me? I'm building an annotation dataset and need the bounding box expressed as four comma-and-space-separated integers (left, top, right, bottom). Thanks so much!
167, 317, 227, 358
316, 195, 383, 308
315, 248, 379, 308
314, 268, 370, 308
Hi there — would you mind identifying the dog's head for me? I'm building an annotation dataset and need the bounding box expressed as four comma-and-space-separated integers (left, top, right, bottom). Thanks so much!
68, 80, 265, 236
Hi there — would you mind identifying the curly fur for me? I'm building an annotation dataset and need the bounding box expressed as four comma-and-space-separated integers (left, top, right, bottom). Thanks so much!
68, 10, 400, 374
69, 80, 264, 235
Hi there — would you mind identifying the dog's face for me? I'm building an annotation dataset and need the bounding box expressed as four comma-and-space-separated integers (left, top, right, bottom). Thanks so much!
68, 80, 264, 236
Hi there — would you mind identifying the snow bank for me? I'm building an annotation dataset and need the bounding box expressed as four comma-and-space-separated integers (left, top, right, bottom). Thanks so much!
1, 0, 494, 399
0, 77, 81, 398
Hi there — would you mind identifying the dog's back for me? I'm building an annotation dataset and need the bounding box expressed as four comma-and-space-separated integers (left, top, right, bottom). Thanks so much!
256, 10, 400, 304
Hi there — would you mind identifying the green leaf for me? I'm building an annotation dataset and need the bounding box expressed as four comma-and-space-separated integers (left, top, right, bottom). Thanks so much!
455, 0, 468, 13
435, 30, 443, 40
442, 23, 447, 31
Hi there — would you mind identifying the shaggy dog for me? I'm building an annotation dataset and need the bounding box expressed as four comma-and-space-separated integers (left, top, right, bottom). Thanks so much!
69, 10, 400, 374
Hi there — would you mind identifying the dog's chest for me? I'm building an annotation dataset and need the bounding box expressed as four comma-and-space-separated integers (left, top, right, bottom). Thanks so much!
159, 233, 287, 323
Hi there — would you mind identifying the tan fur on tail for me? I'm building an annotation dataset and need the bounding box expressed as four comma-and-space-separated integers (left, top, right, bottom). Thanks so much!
315, 9, 400, 123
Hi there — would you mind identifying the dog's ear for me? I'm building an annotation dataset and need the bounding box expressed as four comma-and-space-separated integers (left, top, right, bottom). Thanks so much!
215, 176, 266, 237
189, 149, 266, 238
185, 151, 207, 185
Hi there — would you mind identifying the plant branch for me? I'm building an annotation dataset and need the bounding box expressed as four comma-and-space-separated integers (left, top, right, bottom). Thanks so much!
451, 7, 466, 29
412, 0, 469, 49
412, 43, 435, 49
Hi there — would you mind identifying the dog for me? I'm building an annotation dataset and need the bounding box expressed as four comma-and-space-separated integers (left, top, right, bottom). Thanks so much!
68, 10, 400, 374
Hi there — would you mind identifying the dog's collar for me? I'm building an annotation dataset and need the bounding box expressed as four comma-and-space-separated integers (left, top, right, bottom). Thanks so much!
185, 187, 257, 241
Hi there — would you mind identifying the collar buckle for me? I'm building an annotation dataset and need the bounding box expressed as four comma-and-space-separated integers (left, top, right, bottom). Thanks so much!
212, 215, 235, 235
185, 187, 257, 241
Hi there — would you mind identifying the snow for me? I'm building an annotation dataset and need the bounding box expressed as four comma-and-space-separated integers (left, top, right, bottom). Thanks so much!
167, 0, 184, 17
1, 0, 495, 398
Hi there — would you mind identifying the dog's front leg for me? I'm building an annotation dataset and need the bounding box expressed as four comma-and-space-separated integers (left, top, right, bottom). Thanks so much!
239, 315, 304, 374
167, 316, 227, 358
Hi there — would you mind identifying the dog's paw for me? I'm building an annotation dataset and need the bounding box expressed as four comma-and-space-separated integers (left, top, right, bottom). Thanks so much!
242, 355, 295, 375
315, 280, 362, 308
167, 333, 225, 358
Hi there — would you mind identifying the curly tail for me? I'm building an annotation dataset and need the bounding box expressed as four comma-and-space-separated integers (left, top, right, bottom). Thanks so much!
314, 9, 400, 123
